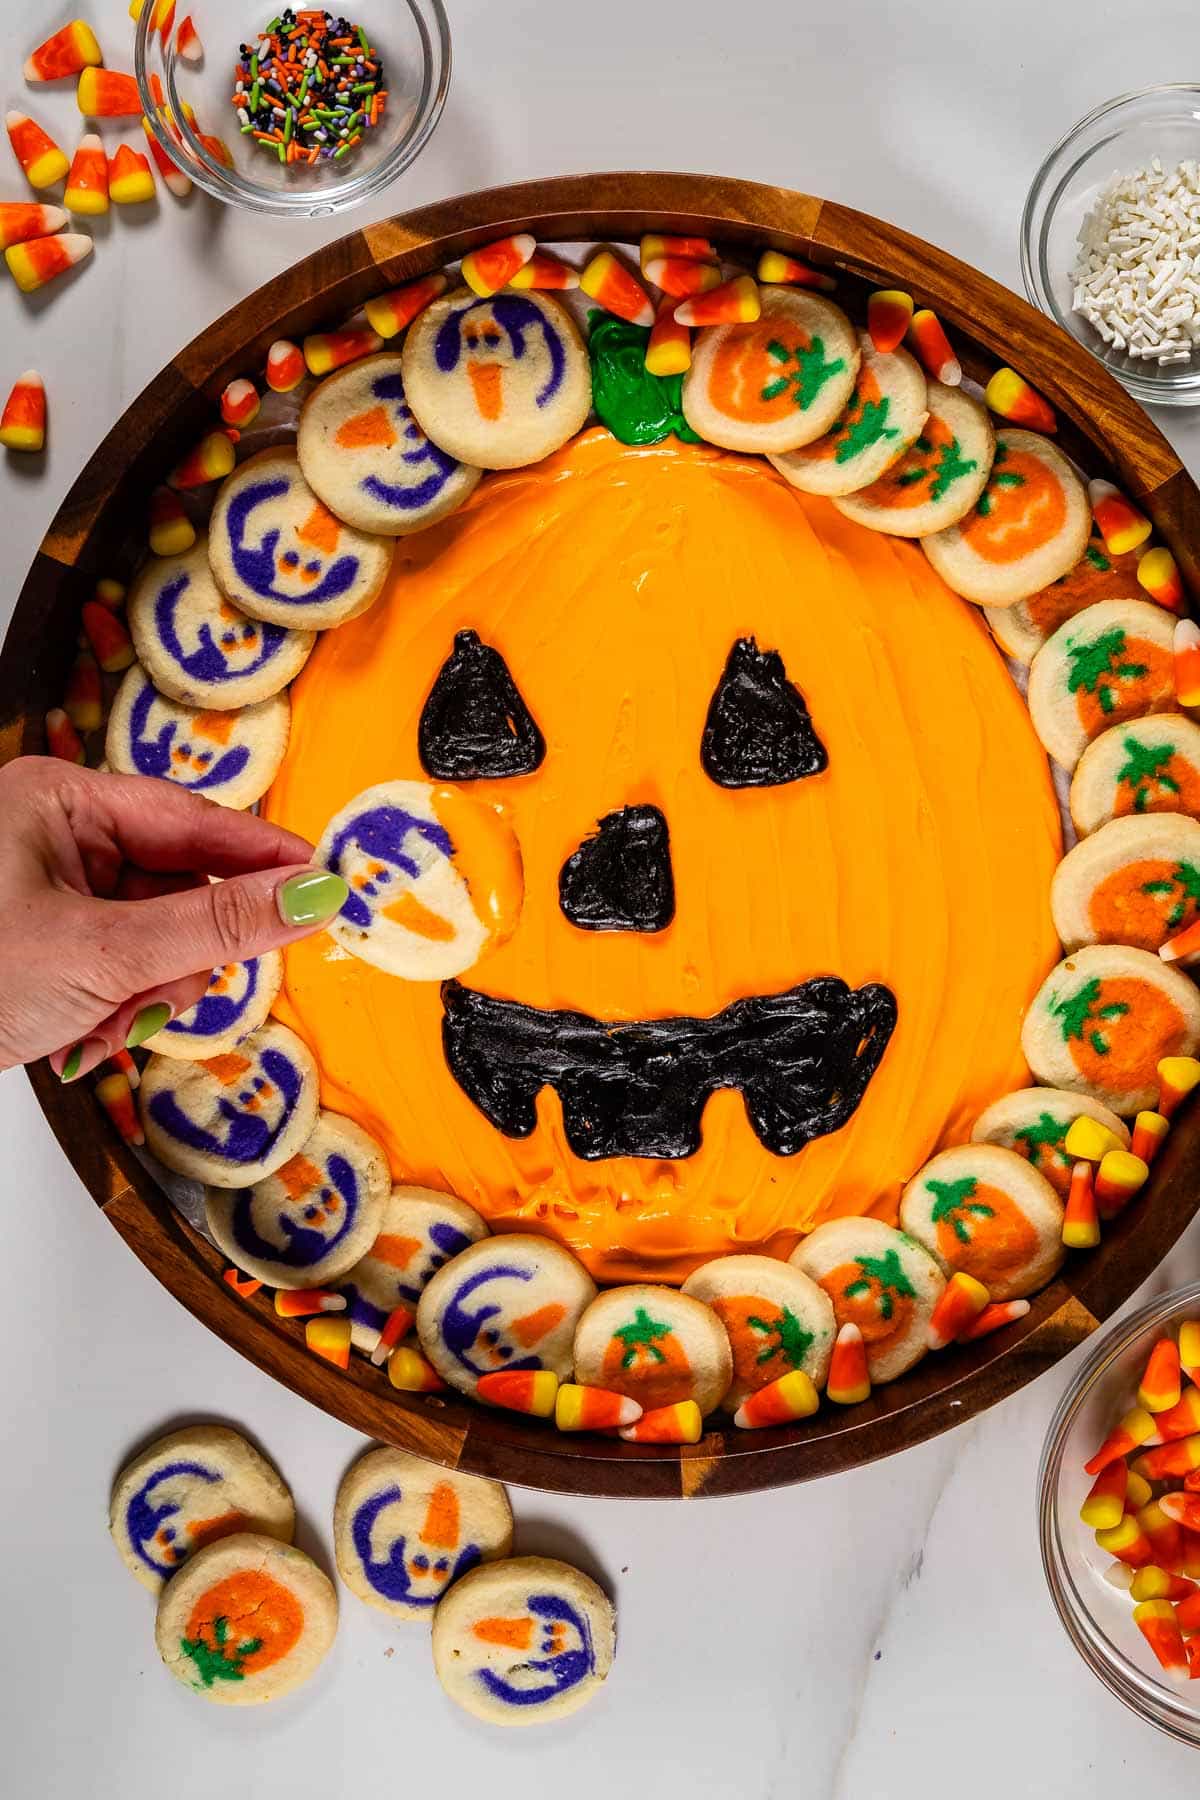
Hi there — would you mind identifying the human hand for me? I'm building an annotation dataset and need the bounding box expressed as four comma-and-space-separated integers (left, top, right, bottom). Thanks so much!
0, 757, 347, 1081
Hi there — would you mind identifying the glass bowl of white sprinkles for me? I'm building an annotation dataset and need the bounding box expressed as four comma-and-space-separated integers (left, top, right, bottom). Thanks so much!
1022, 85, 1200, 408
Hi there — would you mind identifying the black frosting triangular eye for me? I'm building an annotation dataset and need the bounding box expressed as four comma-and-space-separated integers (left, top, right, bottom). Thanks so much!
701, 637, 828, 788
418, 629, 546, 779
559, 805, 675, 933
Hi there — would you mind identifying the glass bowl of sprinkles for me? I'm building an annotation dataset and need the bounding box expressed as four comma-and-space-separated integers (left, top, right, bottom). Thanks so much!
136, 0, 450, 216
1039, 1281, 1200, 1745
1022, 85, 1200, 408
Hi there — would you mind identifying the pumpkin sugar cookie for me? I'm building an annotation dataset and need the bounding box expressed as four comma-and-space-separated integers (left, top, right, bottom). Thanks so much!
142, 953, 283, 1060
1027, 600, 1177, 771
789, 1217, 945, 1383
899, 1143, 1064, 1301
971, 1087, 1129, 1198
106, 664, 290, 809
572, 1284, 732, 1416
681, 1254, 835, 1410
832, 381, 993, 536
767, 333, 927, 497
338, 1185, 489, 1355
1050, 814, 1200, 954
416, 1234, 597, 1398
1022, 943, 1200, 1114
922, 430, 1090, 607
1070, 715, 1200, 836
682, 288, 860, 454
985, 525, 1142, 664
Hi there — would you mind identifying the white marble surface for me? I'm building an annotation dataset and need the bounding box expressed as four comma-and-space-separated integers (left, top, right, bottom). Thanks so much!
5, 0, 1200, 1790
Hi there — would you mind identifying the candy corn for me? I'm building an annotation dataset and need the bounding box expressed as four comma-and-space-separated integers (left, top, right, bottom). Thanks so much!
63, 652, 101, 730
827, 1321, 871, 1406
1104, 1562, 1136, 1591
265, 338, 305, 393
64, 133, 108, 215
151, 0, 177, 42
643, 256, 722, 300
1140, 1338, 1183, 1414
363, 272, 447, 339
77, 68, 141, 119
1079, 1460, 1127, 1530
1063, 1115, 1121, 1162
733, 1369, 820, 1429
1147, 1385, 1200, 1444
955, 1297, 1031, 1341
1135, 1435, 1200, 1481
476, 1369, 559, 1417
176, 13, 203, 61
756, 249, 836, 292
6, 111, 69, 188
984, 366, 1057, 433
1133, 1598, 1190, 1680
0, 370, 45, 452
274, 1287, 346, 1318
368, 1304, 414, 1367
581, 249, 655, 327
1095, 1149, 1149, 1219
867, 289, 914, 355
643, 234, 717, 270
5, 232, 92, 293
1084, 1404, 1155, 1475
94, 577, 125, 608
674, 274, 760, 327
1178, 1589, 1200, 1633
1132, 1110, 1170, 1164
1131, 1566, 1198, 1603
303, 324, 383, 378
555, 1384, 643, 1432
1158, 1492, 1200, 1532
645, 299, 691, 377
167, 429, 234, 490
926, 1271, 990, 1350
219, 378, 259, 430
25, 21, 103, 82
1089, 478, 1152, 556
45, 707, 83, 762
0, 202, 66, 249
95, 1069, 143, 1145
149, 486, 194, 556
222, 1267, 263, 1298
1173, 617, 1200, 711
108, 1048, 139, 1088
1139, 1501, 1187, 1572
1095, 1514, 1155, 1567
1137, 544, 1186, 614
1062, 1159, 1100, 1248
109, 144, 155, 205
306, 1315, 351, 1369
387, 1346, 445, 1393
1180, 1320, 1200, 1377
1157, 1056, 1200, 1119
1127, 1470, 1154, 1511
908, 308, 961, 384
507, 249, 579, 291
82, 600, 134, 673
461, 232, 536, 298
618, 1400, 703, 1444
142, 117, 190, 198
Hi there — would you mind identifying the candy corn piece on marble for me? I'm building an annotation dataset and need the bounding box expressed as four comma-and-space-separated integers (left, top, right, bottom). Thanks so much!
109, 144, 156, 205
6, 112, 69, 188
6, 232, 92, 292
77, 68, 141, 118
25, 20, 102, 82
0, 371, 45, 451
0, 202, 65, 249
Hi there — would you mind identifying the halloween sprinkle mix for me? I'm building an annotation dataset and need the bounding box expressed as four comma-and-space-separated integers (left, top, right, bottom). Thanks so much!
232, 10, 387, 166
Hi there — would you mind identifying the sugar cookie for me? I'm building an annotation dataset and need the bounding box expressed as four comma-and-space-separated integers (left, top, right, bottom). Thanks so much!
832, 381, 993, 536
572, 1284, 732, 1416
921, 430, 1091, 606
297, 353, 482, 536
682, 289, 859, 454
768, 334, 927, 496
110, 1424, 294, 1593
899, 1143, 1065, 1301
1050, 814, 1200, 953
1021, 943, 1200, 1113
155, 1534, 336, 1705
205, 1111, 390, 1288
338, 1185, 489, 1354
106, 664, 289, 809
314, 778, 523, 981
681, 1254, 836, 1410
142, 953, 283, 1059
1027, 600, 1178, 771
416, 1234, 597, 1397
333, 1447, 512, 1620
208, 447, 393, 628
140, 1022, 319, 1187
401, 287, 591, 470
789, 1217, 945, 1383
1070, 715, 1200, 836
971, 1087, 1130, 1198
431, 1556, 615, 1726
984, 526, 1142, 663
128, 540, 314, 709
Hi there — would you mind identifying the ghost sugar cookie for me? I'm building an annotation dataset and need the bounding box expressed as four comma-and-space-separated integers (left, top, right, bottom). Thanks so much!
205, 1110, 390, 1289
110, 1424, 295, 1593
314, 779, 523, 981
208, 447, 393, 629
768, 333, 927, 497
984, 525, 1142, 664
971, 1087, 1129, 1198
142, 954, 283, 1060
155, 1534, 336, 1705
1070, 715, 1200, 837
416, 1234, 597, 1398
338, 1185, 488, 1354
832, 381, 993, 536
899, 1144, 1065, 1301
572, 1284, 732, 1416
333, 1447, 512, 1620
682, 289, 859, 454
431, 1556, 615, 1726
106, 664, 289, 809
297, 353, 482, 536
1050, 814, 1200, 954
1027, 600, 1178, 771
789, 1217, 945, 1383
128, 539, 314, 709
921, 430, 1091, 607
681, 1254, 835, 1410
401, 287, 591, 470
140, 1021, 319, 1188
1022, 943, 1200, 1114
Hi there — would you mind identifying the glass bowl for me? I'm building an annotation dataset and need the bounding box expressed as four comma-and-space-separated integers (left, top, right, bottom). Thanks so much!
1039, 1281, 1200, 1744
1021, 84, 1200, 408
135, 0, 450, 217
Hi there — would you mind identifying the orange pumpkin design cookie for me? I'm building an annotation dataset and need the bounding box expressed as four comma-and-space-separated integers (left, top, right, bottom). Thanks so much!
832, 381, 993, 536
1070, 715, 1200, 837
1021, 943, 1200, 1114
1027, 600, 1177, 771
921, 430, 1090, 607
1050, 814, 1200, 954
970, 1087, 1129, 1198
572, 1284, 732, 1416
899, 1143, 1064, 1300
767, 333, 927, 497
789, 1217, 944, 1383
681, 288, 860, 454
985, 525, 1142, 664
681, 1253, 835, 1410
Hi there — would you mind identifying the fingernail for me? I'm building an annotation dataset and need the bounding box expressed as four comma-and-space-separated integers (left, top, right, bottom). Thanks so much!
60, 1036, 105, 1083
278, 868, 348, 928
126, 1001, 172, 1050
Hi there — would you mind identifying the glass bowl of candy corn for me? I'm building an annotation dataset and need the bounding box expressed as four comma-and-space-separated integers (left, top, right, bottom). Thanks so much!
1021, 85, 1200, 407
135, 0, 450, 216
1040, 1283, 1200, 1743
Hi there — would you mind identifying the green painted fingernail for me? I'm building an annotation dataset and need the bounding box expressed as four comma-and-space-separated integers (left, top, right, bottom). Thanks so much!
279, 869, 348, 927
126, 1001, 171, 1049
61, 1043, 82, 1083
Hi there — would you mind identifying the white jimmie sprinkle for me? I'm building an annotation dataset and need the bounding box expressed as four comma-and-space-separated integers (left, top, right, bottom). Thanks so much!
1072, 159, 1200, 363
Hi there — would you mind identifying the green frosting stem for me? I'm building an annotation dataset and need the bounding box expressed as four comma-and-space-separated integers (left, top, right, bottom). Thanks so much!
588, 311, 701, 446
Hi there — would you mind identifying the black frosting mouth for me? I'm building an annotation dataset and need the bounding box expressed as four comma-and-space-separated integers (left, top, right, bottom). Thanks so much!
440, 977, 897, 1161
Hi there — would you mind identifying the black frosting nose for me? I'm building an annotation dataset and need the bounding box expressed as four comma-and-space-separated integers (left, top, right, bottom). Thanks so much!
558, 804, 675, 933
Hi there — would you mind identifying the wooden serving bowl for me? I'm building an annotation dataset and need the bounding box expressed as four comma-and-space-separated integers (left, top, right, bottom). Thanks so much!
5, 173, 1200, 1499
